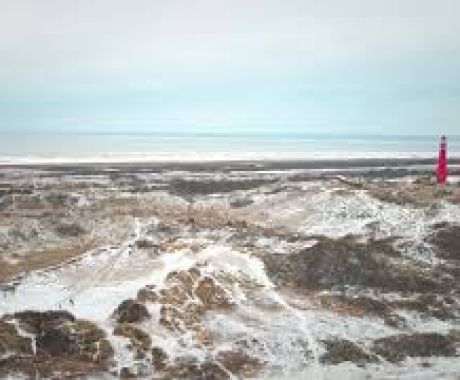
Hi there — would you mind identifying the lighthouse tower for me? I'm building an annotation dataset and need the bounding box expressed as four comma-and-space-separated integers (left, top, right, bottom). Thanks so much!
436, 135, 447, 185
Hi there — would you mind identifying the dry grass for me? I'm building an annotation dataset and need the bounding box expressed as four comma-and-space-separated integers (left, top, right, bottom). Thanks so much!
448, 188, 460, 204
0, 239, 96, 283
0, 214, 10, 226
0, 262, 19, 285
0, 356, 108, 379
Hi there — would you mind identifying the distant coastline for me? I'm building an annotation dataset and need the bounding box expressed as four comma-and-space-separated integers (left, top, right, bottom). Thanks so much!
1, 133, 460, 165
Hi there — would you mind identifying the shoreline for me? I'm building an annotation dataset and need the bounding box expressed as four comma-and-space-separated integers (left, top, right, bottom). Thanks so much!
1, 151, 460, 167
0, 157, 458, 180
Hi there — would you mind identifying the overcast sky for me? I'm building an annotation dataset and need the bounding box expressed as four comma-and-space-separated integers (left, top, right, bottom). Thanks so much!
0, 0, 459, 135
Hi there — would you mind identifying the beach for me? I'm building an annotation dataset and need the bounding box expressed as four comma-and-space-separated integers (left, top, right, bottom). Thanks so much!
1, 133, 460, 165
0, 158, 459, 379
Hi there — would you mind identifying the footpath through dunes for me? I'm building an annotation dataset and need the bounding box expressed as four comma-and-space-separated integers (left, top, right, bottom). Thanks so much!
0, 162, 460, 379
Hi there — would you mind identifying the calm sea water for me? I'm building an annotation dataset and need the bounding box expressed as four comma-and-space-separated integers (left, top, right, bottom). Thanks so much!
0, 133, 458, 162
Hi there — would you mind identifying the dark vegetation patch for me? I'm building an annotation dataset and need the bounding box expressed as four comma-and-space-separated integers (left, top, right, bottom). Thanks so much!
427, 223, 460, 260
0, 320, 32, 356
160, 357, 230, 380
216, 349, 263, 377
55, 222, 86, 237
262, 236, 449, 293
263, 184, 290, 194
13, 310, 75, 334
152, 346, 169, 371
114, 324, 151, 351
319, 292, 459, 324
45, 192, 78, 208
0, 356, 108, 379
320, 339, 378, 366
0, 187, 34, 198
0, 311, 113, 379
169, 178, 276, 197
113, 299, 150, 323
448, 329, 460, 346
318, 295, 405, 328
229, 197, 254, 208
0, 197, 13, 211
135, 238, 158, 249
35, 319, 111, 360
371, 333, 457, 363
195, 276, 233, 309
389, 294, 459, 321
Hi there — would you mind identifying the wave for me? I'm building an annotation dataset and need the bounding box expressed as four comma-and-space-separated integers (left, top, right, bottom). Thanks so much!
0, 151, 456, 165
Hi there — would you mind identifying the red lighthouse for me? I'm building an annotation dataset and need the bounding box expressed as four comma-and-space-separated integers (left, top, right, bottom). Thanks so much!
436, 135, 448, 185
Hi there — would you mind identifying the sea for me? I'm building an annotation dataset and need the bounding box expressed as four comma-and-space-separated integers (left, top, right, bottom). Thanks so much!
0, 133, 459, 164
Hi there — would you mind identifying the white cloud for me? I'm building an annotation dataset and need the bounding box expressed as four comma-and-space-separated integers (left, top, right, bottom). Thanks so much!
0, 0, 459, 134
1, 0, 459, 86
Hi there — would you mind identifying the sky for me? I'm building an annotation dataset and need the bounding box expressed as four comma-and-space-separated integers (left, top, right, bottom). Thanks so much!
0, 0, 459, 135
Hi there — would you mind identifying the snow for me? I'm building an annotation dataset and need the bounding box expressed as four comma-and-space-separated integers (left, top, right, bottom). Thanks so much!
1, 151, 456, 166
0, 245, 194, 322
256, 186, 460, 262
1, 176, 460, 379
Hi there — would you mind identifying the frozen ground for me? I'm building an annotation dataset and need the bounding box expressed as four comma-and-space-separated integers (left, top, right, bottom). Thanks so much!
0, 161, 459, 379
